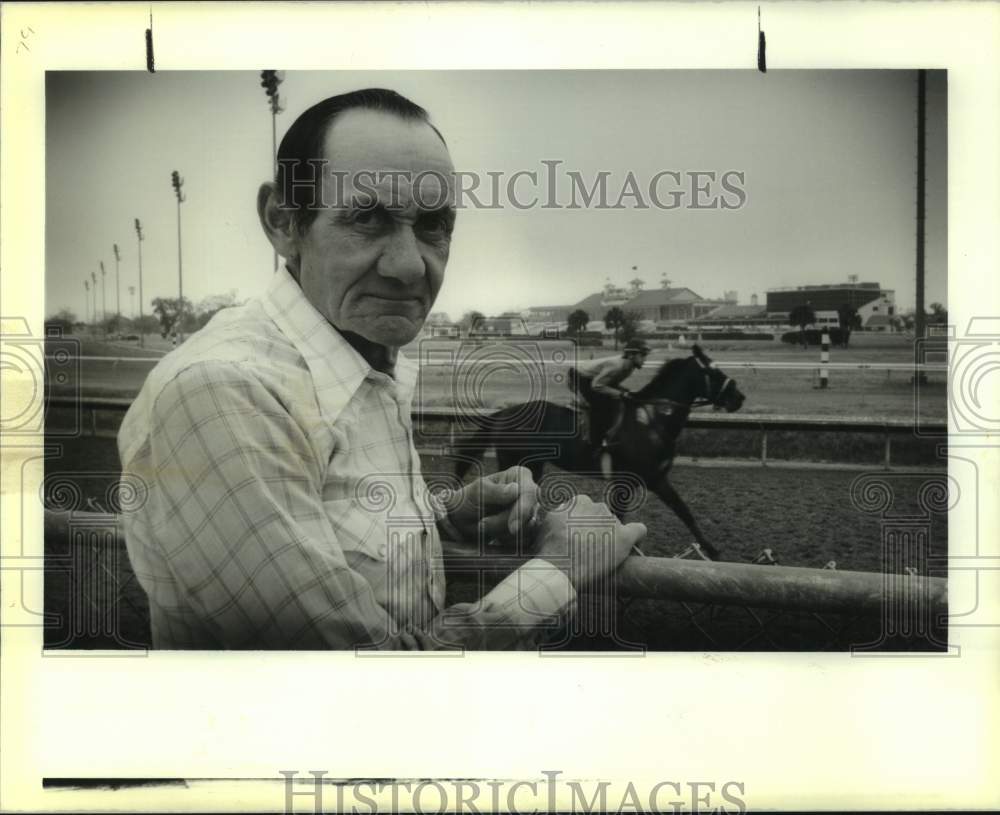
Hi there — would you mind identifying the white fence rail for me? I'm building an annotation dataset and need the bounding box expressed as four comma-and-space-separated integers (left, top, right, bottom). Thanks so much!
49, 353, 948, 373
47, 397, 946, 471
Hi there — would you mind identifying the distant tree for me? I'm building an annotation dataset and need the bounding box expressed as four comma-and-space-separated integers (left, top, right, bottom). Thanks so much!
461, 310, 485, 337
620, 309, 643, 344
45, 308, 77, 335
836, 303, 862, 348
151, 296, 194, 339
131, 315, 161, 337
566, 309, 590, 337
788, 304, 816, 348
891, 311, 916, 334
100, 313, 126, 336
928, 302, 948, 324
604, 307, 625, 349
195, 289, 243, 329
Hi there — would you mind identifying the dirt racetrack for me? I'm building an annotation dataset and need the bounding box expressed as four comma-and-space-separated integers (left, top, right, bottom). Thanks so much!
427, 455, 947, 571
433, 454, 949, 652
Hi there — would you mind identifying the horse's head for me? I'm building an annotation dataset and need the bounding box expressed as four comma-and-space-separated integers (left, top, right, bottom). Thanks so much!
691, 345, 745, 412
639, 345, 746, 412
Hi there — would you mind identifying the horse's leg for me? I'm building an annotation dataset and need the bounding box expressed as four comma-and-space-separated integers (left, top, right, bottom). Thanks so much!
650, 474, 721, 560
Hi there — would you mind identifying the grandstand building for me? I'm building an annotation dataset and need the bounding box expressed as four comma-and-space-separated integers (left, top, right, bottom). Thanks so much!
522, 278, 741, 334
549, 279, 733, 324
766, 281, 896, 330
518, 277, 898, 336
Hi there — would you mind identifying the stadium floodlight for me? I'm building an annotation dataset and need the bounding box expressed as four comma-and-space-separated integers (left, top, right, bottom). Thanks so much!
113, 243, 121, 323
260, 70, 285, 273
135, 218, 145, 347
99, 260, 107, 325
170, 171, 186, 341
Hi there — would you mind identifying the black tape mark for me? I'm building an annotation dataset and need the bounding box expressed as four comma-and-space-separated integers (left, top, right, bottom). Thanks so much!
145, 9, 155, 73
757, 7, 767, 73
44, 778, 187, 789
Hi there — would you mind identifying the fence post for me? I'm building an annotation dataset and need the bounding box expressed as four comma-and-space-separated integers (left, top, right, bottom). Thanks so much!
760, 427, 768, 466
884, 430, 892, 470
819, 330, 830, 388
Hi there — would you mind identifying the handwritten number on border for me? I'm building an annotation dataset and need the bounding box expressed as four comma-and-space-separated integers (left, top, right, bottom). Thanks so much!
17, 26, 36, 54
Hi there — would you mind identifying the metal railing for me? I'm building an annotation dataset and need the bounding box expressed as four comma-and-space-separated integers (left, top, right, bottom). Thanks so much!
47, 352, 948, 373
42, 511, 948, 651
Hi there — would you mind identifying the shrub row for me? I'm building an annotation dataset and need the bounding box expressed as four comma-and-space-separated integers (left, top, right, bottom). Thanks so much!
637, 331, 776, 341
780, 328, 850, 346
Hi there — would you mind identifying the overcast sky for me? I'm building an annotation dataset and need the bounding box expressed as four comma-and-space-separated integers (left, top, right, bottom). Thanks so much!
46, 70, 946, 322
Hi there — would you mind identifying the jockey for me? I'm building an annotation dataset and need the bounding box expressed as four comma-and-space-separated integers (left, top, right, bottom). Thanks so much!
568, 338, 651, 476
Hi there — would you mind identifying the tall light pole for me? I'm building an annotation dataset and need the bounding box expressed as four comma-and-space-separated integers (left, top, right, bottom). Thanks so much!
129, 285, 136, 320
99, 261, 107, 327
90, 270, 97, 327
113, 243, 121, 324
260, 70, 284, 273
135, 218, 145, 348
915, 69, 927, 346
83, 280, 90, 324
171, 170, 186, 342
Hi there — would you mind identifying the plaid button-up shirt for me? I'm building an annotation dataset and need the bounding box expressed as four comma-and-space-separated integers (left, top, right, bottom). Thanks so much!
118, 267, 574, 650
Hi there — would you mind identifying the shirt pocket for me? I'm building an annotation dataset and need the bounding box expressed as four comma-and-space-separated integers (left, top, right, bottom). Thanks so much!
321, 497, 391, 563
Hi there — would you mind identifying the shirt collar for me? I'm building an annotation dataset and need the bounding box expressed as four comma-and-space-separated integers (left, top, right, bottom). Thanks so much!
261, 266, 416, 423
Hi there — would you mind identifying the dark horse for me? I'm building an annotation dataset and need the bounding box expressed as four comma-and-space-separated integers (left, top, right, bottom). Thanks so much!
454, 345, 746, 560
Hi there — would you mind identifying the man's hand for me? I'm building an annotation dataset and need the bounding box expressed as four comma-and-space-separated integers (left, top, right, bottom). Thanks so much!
442, 466, 539, 543
534, 495, 646, 590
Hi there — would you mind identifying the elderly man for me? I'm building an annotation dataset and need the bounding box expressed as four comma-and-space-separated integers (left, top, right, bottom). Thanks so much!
118, 88, 645, 650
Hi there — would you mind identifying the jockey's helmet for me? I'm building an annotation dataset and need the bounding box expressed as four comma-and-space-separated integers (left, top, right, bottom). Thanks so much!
623, 338, 650, 357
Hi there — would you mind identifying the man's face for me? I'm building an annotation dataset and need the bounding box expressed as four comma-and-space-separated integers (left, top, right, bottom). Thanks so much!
629, 351, 647, 369
294, 109, 456, 348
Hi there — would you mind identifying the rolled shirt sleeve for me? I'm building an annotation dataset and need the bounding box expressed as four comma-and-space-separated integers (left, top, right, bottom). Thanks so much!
126, 361, 575, 650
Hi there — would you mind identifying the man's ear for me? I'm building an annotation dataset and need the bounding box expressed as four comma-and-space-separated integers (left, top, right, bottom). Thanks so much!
257, 182, 299, 262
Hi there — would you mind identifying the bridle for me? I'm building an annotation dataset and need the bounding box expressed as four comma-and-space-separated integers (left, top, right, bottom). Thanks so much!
632, 355, 735, 413
691, 355, 735, 408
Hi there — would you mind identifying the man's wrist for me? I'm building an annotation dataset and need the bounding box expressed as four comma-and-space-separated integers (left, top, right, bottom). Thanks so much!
485, 558, 577, 619
534, 555, 572, 583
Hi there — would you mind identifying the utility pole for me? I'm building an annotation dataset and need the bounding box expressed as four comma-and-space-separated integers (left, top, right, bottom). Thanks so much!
135, 218, 145, 348
171, 171, 186, 342
83, 280, 90, 324
260, 70, 284, 273
113, 243, 121, 325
